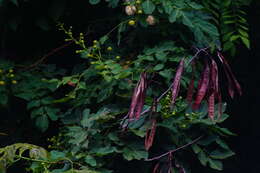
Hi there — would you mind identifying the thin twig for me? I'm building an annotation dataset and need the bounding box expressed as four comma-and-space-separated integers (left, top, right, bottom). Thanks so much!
187, 47, 209, 66
25, 41, 74, 69
145, 135, 203, 161
25, 27, 93, 70
156, 82, 174, 102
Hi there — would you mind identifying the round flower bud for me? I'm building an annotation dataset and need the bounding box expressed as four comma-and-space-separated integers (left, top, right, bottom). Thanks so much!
125, 5, 136, 16
146, 15, 156, 25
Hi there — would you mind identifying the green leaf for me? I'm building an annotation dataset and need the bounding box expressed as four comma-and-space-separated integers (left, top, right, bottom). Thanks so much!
35, 115, 49, 132
91, 146, 117, 156
159, 69, 172, 81
153, 64, 164, 71
210, 149, 235, 159
215, 126, 236, 136
169, 9, 180, 23
162, 0, 172, 14
216, 114, 229, 123
216, 138, 230, 150
122, 148, 148, 161
50, 150, 66, 160
46, 107, 59, 121
198, 135, 218, 146
27, 100, 41, 110
182, 12, 194, 28
31, 107, 44, 118
142, 0, 155, 14
99, 35, 109, 44
89, 0, 100, 5
188, 2, 203, 9
241, 36, 250, 49
85, 155, 97, 166
191, 144, 201, 154
208, 159, 223, 170
198, 151, 208, 166
155, 51, 167, 61
81, 109, 94, 128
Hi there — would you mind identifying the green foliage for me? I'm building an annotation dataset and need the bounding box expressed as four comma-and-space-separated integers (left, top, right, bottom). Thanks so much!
0, 0, 251, 172
0, 143, 48, 173
202, 0, 250, 55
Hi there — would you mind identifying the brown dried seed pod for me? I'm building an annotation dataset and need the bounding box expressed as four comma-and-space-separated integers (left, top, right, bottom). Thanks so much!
146, 15, 156, 25
125, 5, 137, 16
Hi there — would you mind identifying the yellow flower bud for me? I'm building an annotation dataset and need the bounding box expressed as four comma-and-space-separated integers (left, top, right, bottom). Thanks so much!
136, 0, 141, 4
128, 20, 136, 26
137, 10, 143, 14
0, 81, 5, 85
107, 46, 113, 51
12, 80, 17, 84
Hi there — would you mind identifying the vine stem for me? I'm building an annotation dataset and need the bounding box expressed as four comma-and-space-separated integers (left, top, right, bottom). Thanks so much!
145, 135, 203, 161
16, 155, 57, 164
15, 155, 83, 167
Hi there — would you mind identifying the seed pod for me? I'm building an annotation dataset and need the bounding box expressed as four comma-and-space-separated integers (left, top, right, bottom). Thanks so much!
171, 59, 185, 107
145, 119, 157, 151
125, 5, 136, 16
146, 15, 156, 25
208, 93, 215, 120
217, 52, 242, 98
128, 72, 147, 119
193, 61, 210, 110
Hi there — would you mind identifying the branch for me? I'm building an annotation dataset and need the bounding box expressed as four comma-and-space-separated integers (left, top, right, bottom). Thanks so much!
187, 47, 209, 66
145, 135, 203, 161
25, 27, 93, 70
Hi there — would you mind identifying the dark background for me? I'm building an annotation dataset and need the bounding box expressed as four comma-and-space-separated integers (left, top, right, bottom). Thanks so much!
0, 0, 259, 172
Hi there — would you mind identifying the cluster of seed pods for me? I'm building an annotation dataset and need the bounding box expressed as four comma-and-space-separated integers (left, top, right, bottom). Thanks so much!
126, 49, 241, 172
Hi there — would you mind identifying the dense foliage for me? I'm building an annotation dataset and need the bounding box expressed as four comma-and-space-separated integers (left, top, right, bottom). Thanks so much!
0, 0, 251, 173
